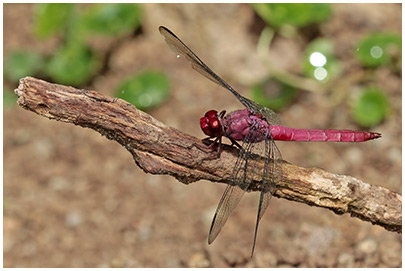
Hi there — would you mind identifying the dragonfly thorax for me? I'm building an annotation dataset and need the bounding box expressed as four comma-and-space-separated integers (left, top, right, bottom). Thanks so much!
223, 109, 269, 143
200, 109, 270, 144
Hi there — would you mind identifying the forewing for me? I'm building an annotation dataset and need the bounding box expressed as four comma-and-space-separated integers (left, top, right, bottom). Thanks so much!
159, 26, 282, 126
208, 136, 259, 244
260, 106, 282, 126
159, 26, 234, 92
208, 184, 245, 244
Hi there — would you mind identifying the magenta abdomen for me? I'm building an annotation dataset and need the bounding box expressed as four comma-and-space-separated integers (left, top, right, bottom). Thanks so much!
270, 126, 381, 142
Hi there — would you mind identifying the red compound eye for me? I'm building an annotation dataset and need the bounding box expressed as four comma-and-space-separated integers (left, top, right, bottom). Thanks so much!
205, 110, 218, 119
200, 110, 222, 137
209, 118, 219, 129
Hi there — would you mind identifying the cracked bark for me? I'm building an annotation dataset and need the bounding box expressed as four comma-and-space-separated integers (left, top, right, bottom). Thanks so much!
14, 76, 401, 234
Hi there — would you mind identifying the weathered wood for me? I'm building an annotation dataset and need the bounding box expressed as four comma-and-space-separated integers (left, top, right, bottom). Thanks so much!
15, 76, 401, 233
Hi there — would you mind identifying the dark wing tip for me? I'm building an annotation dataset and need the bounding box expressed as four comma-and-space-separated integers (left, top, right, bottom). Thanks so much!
159, 26, 175, 37
208, 232, 217, 245
158, 25, 166, 34
207, 218, 217, 245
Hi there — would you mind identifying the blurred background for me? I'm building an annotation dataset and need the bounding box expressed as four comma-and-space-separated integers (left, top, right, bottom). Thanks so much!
3, 3, 401, 267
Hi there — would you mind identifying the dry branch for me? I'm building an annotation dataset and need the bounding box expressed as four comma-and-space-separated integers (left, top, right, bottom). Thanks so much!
15, 77, 401, 233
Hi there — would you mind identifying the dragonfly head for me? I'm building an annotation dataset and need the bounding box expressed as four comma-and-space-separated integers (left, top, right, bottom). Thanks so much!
200, 110, 223, 138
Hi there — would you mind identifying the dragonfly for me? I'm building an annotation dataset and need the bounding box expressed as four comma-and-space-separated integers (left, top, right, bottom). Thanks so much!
159, 26, 381, 256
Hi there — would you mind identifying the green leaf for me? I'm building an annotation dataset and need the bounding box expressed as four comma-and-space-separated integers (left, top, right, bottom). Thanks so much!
252, 3, 331, 28
81, 3, 142, 36
352, 87, 389, 127
4, 51, 44, 82
251, 78, 297, 111
115, 71, 170, 111
302, 38, 341, 82
356, 33, 401, 67
4, 89, 17, 108
44, 43, 99, 85
34, 3, 75, 38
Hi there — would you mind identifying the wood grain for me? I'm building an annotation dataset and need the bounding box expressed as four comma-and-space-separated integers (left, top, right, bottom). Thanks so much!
15, 76, 401, 233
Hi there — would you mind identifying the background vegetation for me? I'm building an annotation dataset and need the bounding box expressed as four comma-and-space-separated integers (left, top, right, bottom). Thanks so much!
4, 3, 401, 267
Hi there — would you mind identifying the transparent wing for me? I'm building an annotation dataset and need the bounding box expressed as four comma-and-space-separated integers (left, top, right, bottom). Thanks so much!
159, 26, 281, 126
208, 138, 255, 244
208, 127, 282, 246
250, 135, 282, 256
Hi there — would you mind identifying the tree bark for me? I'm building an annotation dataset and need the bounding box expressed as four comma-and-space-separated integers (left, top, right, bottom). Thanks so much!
14, 76, 401, 234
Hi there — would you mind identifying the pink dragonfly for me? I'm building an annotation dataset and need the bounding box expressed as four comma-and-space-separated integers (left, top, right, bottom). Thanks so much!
159, 26, 381, 256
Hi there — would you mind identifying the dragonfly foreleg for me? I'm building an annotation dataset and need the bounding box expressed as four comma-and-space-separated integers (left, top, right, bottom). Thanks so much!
183, 136, 223, 166
229, 137, 242, 149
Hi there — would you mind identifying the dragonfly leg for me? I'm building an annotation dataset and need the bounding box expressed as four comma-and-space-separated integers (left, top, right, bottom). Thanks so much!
172, 141, 207, 151
172, 139, 219, 167
190, 136, 225, 166
229, 137, 242, 149
184, 137, 216, 152
218, 110, 226, 118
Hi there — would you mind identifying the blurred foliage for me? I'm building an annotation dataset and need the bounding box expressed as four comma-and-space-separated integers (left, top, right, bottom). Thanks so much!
302, 38, 341, 82
4, 3, 143, 88
4, 51, 44, 82
4, 89, 18, 108
115, 71, 170, 111
4, 3, 398, 120
252, 3, 331, 28
251, 78, 297, 111
356, 33, 401, 68
45, 43, 99, 85
34, 3, 75, 38
81, 4, 142, 36
352, 86, 389, 127
251, 4, 395, 128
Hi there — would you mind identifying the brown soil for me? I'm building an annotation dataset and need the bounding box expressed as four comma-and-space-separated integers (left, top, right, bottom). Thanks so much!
4, 3, 401, 267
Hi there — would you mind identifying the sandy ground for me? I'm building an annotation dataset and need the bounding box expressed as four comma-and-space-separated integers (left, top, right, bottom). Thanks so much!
4, 3, 401, 267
